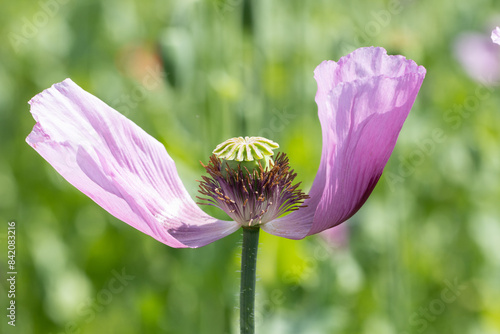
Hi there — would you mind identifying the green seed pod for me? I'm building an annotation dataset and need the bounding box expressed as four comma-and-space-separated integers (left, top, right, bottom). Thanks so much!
212, 136, 279, 175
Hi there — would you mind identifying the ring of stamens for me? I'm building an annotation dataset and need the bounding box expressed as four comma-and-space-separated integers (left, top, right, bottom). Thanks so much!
197, 153, 309, 226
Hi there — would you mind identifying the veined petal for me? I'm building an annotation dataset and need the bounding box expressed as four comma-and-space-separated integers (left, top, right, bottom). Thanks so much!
27, 79, 239, 248
492, 27, 500, 45
263, 47, 426, 239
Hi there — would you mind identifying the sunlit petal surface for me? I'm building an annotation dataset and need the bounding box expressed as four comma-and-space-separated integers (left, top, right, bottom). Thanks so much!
263, 47, 426, 239
27, 79, 239, 248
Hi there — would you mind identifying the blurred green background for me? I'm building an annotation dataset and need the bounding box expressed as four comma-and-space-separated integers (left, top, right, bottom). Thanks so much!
1, 0, 500, 333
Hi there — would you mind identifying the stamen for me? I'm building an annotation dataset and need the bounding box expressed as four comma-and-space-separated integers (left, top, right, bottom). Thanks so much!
197, 152, 309, 227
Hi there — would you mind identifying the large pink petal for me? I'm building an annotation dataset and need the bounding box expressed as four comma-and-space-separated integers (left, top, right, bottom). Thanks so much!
263, 47, 426, 239
27, 79, 239, 248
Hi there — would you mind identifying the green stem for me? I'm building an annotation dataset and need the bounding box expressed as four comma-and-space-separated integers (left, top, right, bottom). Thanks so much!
240, 226, 260, 334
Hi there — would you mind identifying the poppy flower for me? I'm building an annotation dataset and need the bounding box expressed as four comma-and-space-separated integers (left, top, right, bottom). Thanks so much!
26, 47, 425, 248
453, 27, 500, 84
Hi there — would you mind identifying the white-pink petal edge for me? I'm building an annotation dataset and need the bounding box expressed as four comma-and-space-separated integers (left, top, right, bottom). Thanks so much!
492, 27, 500, 45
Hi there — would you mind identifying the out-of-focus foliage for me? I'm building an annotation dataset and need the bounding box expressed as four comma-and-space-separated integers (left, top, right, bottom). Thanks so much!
1, 0, 500, 333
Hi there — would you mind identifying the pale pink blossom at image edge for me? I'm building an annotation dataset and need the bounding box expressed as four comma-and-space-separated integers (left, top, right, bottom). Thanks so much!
454, 31, 500, 84
26, 47, 426, 248
492, 26, 500, 45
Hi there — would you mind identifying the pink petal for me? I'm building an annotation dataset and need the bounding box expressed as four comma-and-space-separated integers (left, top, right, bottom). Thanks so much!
454, 32, 500, 84
263, 47, 426, 239
492, 27, 500, 45
27, 79, 239, 248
